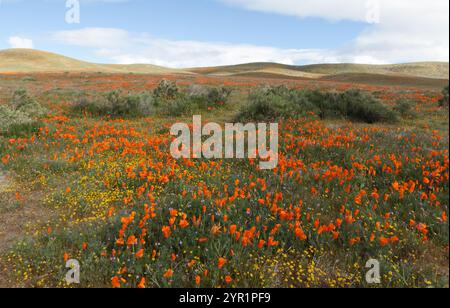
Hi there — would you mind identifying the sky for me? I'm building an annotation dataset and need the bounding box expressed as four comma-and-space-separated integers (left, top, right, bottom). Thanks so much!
0, 0, 448, 68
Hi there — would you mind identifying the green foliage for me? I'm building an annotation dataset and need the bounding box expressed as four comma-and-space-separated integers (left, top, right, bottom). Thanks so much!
71, 91, 155, 118
21, 76, 36, 82
237, 86, 398, 123
188, 85, 232, 105
326, 90, 398, 123
10, 89, 47, 117
394, 98, 417, 119
0, 89, 46, 137
439, 85, 449, 107
153, 79, 179, 100
71, 82, 233, 118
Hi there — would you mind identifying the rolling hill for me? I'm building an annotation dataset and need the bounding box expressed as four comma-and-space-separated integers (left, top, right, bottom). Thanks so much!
0, 49, 448, 88
299, 62, 449, 79
189, 62, 449, 80
0, 49, 190, 75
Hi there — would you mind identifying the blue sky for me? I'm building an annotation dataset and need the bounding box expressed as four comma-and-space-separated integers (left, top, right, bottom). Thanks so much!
0, 0, 448, 67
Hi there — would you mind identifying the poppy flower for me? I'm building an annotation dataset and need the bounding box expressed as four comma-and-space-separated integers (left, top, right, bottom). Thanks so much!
162, 226, 171, 238
111, 276, 121, 288
163, 269, 174, 278
137, 278, 146, 289
225, 276, 233, 284
218, 257, 227, 269
380, 237, 389, 247
135, 249, 144, 259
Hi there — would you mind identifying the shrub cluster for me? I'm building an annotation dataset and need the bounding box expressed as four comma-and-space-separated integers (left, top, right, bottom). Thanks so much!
394, 98, 417, 119
438, 85, 449, 107
71, 81, 232, 118
153, 79, 179, 100
237, 86, 398, 123
0, 89, 47, 137
72, 91, 154, 118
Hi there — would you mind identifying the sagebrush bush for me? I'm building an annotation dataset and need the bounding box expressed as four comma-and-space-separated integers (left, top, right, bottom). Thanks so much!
0, 89, 47, 137
71, 82, 232, 118
236, 92, 307, 122
237, 86, 398, 123
394, 98, 417, 119
328, 90, 398, 123
439, 85, 449, 107
161, 97, 194, 117
0, 105, 41, 137
153, 79, 179, 100
21, 76, 36, 82
11, 89, 47, 117
71, 91, 154, 118
186, 85, 232, 111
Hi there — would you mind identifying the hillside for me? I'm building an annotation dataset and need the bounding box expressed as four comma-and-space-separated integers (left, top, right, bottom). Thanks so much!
321, 73, 449, 89
0, 49, 190, 75
189, 62, 449, 80
1, 49, 448, 83
300, 62, 449, 79
188, 62, 324, 79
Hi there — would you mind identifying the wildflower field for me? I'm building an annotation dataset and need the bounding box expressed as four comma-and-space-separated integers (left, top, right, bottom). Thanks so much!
0, 72, 448, 288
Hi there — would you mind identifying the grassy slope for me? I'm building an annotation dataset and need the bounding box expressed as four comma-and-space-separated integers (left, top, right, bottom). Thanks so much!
301, 62, 449, 79
189, 62, 449, 80
321, 73, 449, 89
1, 49, 448, 89
0, 49, 191, 75
188, 62, 324, 78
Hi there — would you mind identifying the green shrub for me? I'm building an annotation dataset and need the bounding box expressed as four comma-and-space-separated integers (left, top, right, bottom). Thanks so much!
329, 90, 398, 123
0, 89, 47, 137
153, 79, 179, 100
71, 91, 154, 118
394, 98, 417, 119
11, 89, 35, 109
161, 97, 194, 117
186, 85, 232, 111
10, 89, 48, 118
71, 83, 231, 118
0, 105, 41, 137
439, 85, 449, 107
21, 76, 36, 82
236, 87, 397, 123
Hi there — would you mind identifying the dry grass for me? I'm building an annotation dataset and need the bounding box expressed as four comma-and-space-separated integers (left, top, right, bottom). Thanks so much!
0, 49, 191, 75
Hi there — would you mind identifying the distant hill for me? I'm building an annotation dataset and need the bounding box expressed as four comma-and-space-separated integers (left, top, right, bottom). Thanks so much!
0, 49, 190, 75
321, 73, 449, 89
188, 62, 325, 79
1, 49, 448, 86
300, 62, 449, 79
189, 62, 449, 80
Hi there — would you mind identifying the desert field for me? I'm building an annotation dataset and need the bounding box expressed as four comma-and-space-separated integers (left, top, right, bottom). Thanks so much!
0, 50, 449, 288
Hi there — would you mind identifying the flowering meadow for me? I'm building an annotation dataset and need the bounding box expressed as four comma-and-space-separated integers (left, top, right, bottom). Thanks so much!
0, 73, 448, 288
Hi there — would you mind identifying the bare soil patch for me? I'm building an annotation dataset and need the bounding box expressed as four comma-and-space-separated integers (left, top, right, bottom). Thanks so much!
0, 171, 52, 287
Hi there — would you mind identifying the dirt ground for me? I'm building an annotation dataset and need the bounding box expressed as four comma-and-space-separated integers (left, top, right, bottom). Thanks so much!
0, 171, 51, 288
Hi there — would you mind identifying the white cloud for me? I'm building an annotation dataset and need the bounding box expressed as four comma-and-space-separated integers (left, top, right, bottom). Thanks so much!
8, 36, 34, 49
49, 1, 449, 67
52, 27, 339, 67
220, 0, 449, 64
54, 28, 129, 49
221, 0, 375, 22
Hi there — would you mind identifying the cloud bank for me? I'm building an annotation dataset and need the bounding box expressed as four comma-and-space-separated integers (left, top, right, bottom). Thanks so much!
47, 0, 449, 67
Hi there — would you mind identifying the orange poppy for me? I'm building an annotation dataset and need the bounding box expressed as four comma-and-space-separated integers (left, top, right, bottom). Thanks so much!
111, 276, 121, 288
135, 249, 144, 259
218, 257, 227, 269
225, 276, 233, 284
137, 277, 146, 289
163, 269, 174, 279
